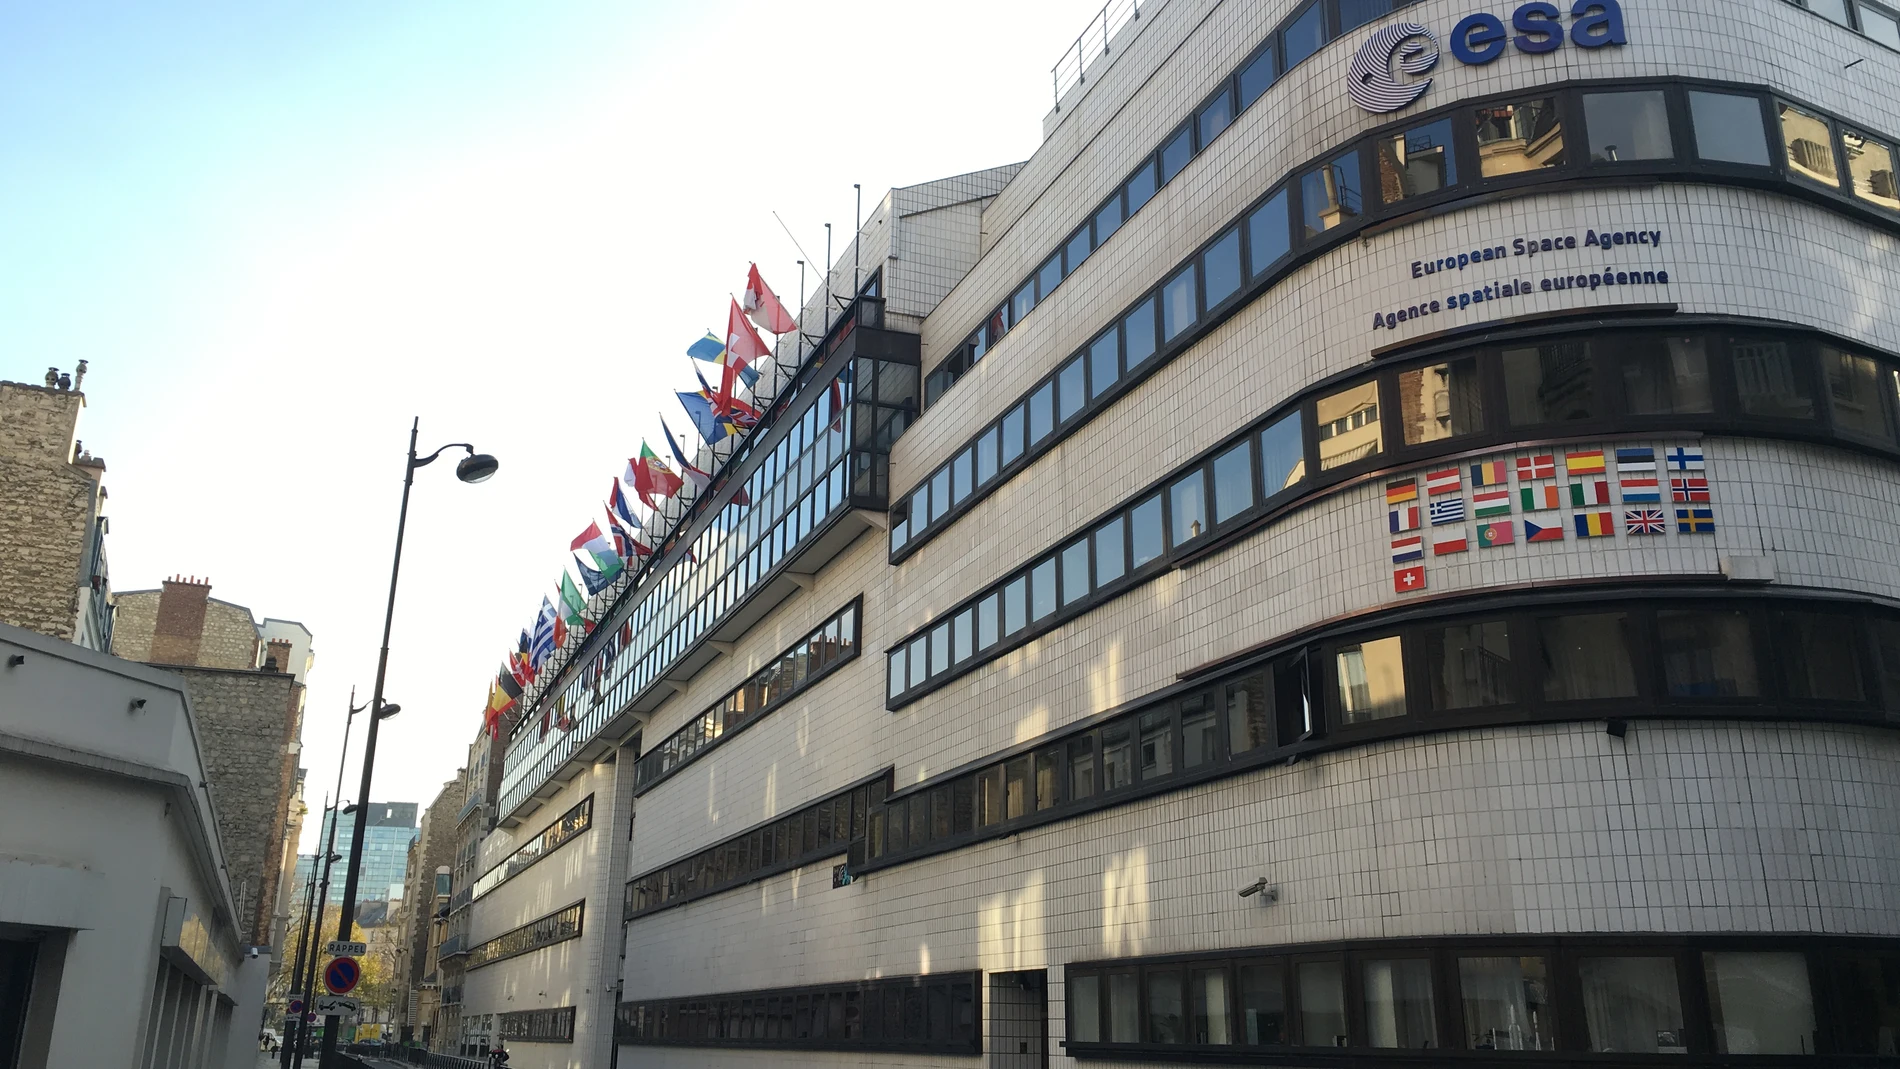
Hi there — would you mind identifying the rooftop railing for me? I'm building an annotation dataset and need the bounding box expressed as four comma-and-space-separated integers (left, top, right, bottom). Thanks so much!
1051, 0, 1143, 109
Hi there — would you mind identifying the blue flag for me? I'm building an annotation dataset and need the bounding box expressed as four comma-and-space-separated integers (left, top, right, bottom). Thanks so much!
677, 389, 730, 445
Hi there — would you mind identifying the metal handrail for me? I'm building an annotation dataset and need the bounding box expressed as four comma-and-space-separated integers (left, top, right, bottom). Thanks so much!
1050, 0, 1142, 109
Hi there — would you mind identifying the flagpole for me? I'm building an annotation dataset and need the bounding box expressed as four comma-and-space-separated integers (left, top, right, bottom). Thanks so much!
853, 184, 862, 295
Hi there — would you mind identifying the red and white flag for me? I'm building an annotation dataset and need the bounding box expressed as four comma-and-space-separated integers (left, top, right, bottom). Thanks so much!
743, 264, 798, 335
723, 299, 772, 406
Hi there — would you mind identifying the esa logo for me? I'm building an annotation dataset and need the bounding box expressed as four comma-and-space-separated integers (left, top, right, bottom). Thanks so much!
1349, 1, 1629, 114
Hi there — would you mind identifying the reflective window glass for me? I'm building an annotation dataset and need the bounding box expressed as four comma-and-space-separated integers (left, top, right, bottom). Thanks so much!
976, 425, 1000, 484
1399, 357, 1484, 444
1060, 538, 1090, 607
1160, 126, 1193, 183
1001, 404, 1026, 465
1094, 194, 1125, 245
1259, 410, 1307, 495
1863, 3, 1900, 46
1876, 617, 1900, 718
1237, 47, 1278, 109
1124, 299, 1158, 369
1149, 971, 1185, 1043
1475, 98, 1565, 177
1199, 88, 1234, 147
1363, 959, 1436, 1049
1335, 636, 1407, 724
1203, 226, 1243, 307
1340, 0, 1390, 31
950, 448, 973, 506
888, 648, 906, 698
908, 636, 928, 689
976, 767, 1004, 827
1778, 610, 1867, 701
1064, 228, 1092, 278
977, 593, 999, 651
1844, 130, 1900, 210
952, 607, 974, 665
1058, 356, 1087, 423
1087, 330, 1120, 401
929, 621, 949, 676
1823, 347, 1898, 444
1621, 335, 1714, 415
1829, 952, 1900, 1054
1162, 265, 1197, 341
1780, 102, 1840, 186
1124, 159, 1157, 214
1029, 381, 1056, 443
1130, 494, 1164, 568
1010, 280, 1035, 325
1067, 736, 1096, 800
1730, 337, 1817, 419
1379, 118, 1458, 203
1316, 381, 1383, 470
1100, 721, 1135, 790
1190, 967, 1232, 1044
1658, 610, 1760, 698
1239, 962, 1287, 1045
1578, 957, 1686, 1054
1005, 757, 1028, 819
1138, 710, 1173, 780
1689, 90, 1770, 166
1504, 340, 1600, 425
1036, 253, 1063, 302
1424, 620, 1514, 709
1182, 698, 1219, 769
1298, 961, 1347, 1047
1703, 952, 1817, 1055
1094, 516, 1126, 587
1807, 0, 1853, 25
1227, 673, 1269, 755
1030, 558, 1057, 622
1247, 188, 1292, 276
928, 467, 951, 524
1212, 439, 1255, 524
1282, 1, 1325, 68
1583, 90, 1673, 163
1459, 956, 1554, 1051
1002, 576, 1027, 635
1109, 971, 1140, 1043
1300, 152, 1362, 237
1035, 748, 1059, 811
1169, 469, 1207, 546
1537, 613, 1638, 701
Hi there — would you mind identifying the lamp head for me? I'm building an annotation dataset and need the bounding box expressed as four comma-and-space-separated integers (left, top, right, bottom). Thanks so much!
455, 453, 499, 484
376, 702, 402, 720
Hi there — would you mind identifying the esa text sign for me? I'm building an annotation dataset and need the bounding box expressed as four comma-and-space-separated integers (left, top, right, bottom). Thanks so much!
1350, 1, 1627, 114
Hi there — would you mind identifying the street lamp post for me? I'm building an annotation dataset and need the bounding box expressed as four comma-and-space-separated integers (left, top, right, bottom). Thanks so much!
288, 690, 365, 1069
319, 419, 496, 1069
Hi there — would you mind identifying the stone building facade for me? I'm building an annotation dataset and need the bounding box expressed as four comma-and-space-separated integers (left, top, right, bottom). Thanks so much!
0, 371, 112, 651
397, 774, 467, 1045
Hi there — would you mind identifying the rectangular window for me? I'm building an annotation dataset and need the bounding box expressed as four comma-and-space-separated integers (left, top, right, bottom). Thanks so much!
1459, 956, 1554, 1051
1162, 265, 1198, 341
1160, 125, 1194, 183
1504, 340, 1599, 425
1362, 958, 1437, 1049
952, 607, 974, 665
1087, 329, 1120, 401
1212, 439, 1254, 524
1124, 159, 1157, 215
1538, 613, 1638, 701
977, 593, 1000, 651
1316, 381, 1383, 470
1071, 975, 1101, 1043
950, 448, 973, 506
1181, 697, 1219, 769
888, 649, 906, 698
1399, 357, 1485, 444
1258, 410, 1306, 495
1203, 226, 1243, 307
1067, 736, 1096, 800
1237, 47, 1277, 109
1094, 516, 1126, 587
1199, 87, 1234, 148
1001, 404, 1026, 466
1379, 118, 1458, 203
1730, 337, 1817, 420
1060, 538, 1090, 608
1005, 757, 1029, 819
1844, 129, 1900, 210
1298, 961, 1347, 1048
1621, 335, 1714, 415
1703, 952, 1817, 1055
1058, 355, 1087, 423
1778, 610, 1867, 701
1189, 967, 1232, 1044
1100, 721, 1135, 790
1034, 748, 1059, 811
977, 766, 1004, 827
1300, 152, 1362, 237
976, 425, 1000, 484
1010, 280, 1035, 326
1130, 493, 1165, 569
1583, 90, 1674, 163
1108, 971, 1140, 1043
1036, 252, 1062, 302
1578, 957, 1686, 1054
1138, 710, 1173, 780
1876, 617, 1900, 718
1780, 102, 1841, 186
1830, 952, 1900, 1054
1334, 636, 1407, 724
1339, 0, 1389, 31
1064, 226, 1092, 277
1657, 609, 1759, 698
1239, 962, 1286, 1045
1424, 620, 1514, 709
927, 467, 950, 525
1806, 0, 1853, 25
1689, 90, 1770, 166
1003, 576, 1028, 636
1169, 469, 1207, 546
1028, 381, 1055, 444
1476, 98, 1565, 177
1149, 970, 1185, 1043
1863, 2, 1900, 45
1824, 347, 1899, 444
929, 621, 950, 677
1247, 188, 1292, 276
1094, 194, 1124, 246
1227, 673, 1269, 754
1124, 299, 1158, 369
908, 636, 928, 690
1282, 1, 1325, 68
1030, 558, 1057, 622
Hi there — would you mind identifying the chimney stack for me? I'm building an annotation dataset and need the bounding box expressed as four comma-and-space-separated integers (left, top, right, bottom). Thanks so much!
265, 638, 294, 674
150, 576, 212, 666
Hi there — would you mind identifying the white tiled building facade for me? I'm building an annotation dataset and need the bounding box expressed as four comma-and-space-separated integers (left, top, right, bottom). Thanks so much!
452, 1, 1900, 1065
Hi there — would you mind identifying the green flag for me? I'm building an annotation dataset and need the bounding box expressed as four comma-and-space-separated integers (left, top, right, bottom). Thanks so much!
559, 571, 586, 628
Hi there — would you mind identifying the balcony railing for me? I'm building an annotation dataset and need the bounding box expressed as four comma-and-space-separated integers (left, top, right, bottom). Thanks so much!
437, 933, 465, 960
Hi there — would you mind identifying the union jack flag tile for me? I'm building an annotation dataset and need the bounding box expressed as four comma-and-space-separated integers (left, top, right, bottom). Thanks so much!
1625, 508, 1667, 535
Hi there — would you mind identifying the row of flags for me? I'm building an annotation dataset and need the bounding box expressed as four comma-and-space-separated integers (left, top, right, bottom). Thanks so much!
483, 265, 800, 738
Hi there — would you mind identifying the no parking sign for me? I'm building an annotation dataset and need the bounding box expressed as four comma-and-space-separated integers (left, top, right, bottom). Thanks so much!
323, 956, 361, 995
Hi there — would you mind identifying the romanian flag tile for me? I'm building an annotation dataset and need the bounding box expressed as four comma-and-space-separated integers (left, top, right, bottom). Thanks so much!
1574, 511, 1617, 538
1470, 460, 1509, 487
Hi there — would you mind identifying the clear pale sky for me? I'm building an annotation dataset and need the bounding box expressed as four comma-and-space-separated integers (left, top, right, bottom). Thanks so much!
0, 0, 1101, 851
